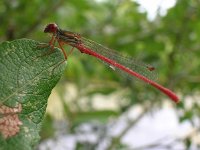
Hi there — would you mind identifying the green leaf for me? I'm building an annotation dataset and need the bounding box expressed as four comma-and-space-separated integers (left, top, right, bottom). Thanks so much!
0, 39, 66, 150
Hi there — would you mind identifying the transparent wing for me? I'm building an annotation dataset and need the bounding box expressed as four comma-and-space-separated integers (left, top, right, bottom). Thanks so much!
81, 37, 157, 81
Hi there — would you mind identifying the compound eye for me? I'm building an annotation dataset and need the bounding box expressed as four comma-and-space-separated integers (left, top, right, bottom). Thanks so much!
51, 25, 55, 30
51, 24, 58, 32
44, 23, 58, 33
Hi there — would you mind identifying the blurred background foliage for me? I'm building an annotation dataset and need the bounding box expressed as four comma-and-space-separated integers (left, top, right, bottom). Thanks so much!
1, 0, 200, 149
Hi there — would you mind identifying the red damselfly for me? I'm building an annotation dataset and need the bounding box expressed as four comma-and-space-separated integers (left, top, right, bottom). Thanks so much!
43, 23, 179, 103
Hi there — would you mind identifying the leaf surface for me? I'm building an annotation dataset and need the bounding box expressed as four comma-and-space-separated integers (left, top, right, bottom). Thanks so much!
0, 39, 66, 150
